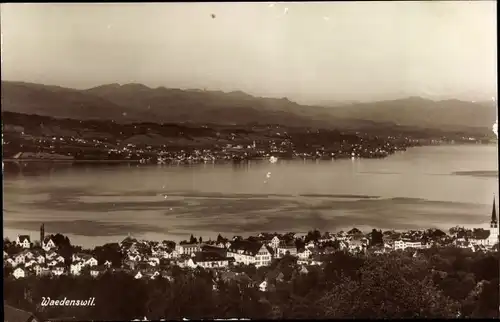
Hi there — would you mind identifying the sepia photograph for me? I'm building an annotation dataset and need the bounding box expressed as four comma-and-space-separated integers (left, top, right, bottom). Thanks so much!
1, 2, 498, 320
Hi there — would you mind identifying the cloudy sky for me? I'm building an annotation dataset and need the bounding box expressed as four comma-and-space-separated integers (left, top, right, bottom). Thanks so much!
1, 2, 497, 103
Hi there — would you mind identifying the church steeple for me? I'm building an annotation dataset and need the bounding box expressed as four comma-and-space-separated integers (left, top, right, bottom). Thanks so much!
491, 196, 498, 228
40, 223, 45, 244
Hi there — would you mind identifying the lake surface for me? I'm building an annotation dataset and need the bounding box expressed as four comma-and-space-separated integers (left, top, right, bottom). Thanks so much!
3, 144, 498, 247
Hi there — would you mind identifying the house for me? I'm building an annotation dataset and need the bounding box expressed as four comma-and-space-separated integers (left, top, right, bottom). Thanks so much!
297, 248, 312, 260
128, 254, 142, 262
227, 240, 272, 267
186, 252, 234, 269
319, 232, 334, 243
134, 271, 143, 279
30, 264, 44, 276
13, 267, 26, 279
161, 271, 174, 282
45, 251, 58, 260
24, 259, 37, 268
259, 280, 268, 292
148, 257, 160, 267
47, 260, 58, 267
152, 247, 175, 259
305, 241, 316, 249
14, 253, 26, 265
51, 263, 65, 276
83, 255, 98, 267
369, 246, 386, 255
201, 245, 228, 256
71, 253, 85, 262
90, 265, 106, 278
348, 239, 365, 253
299, 266, 309, 274
163, 249, 179, 259
294, 232, 308, 240
175, 243, 201, 256
310, 258, 323, 266
21, 250, 34, 260
36, 266, 51, 277
16, 235, 31, 249
469, 236, 489, 246
55, 255, 65, 263
144, 270, 160, 280
70, 261, 83, 276
403, 239, 425, 249
335, 232, 348, 241
104, 260, 112, 268
5, 258, 16, 267
35, 254, 45, 264
215, 242, 226, 248
42, 237, 57, 252
394, 239, 406, 250
455, 240, 470, 249
276, 245, 298, 258
269, 236, 281, 250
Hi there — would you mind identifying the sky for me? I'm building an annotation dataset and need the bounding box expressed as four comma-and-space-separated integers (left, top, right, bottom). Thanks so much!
0, 2, 497, 103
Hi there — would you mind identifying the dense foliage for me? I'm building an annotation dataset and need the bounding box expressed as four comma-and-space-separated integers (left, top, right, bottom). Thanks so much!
4, 246, 498, 320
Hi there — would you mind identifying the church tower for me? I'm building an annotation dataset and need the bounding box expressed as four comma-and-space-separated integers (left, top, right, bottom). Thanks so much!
488, 196, 498, 246
40, 224, 45, 244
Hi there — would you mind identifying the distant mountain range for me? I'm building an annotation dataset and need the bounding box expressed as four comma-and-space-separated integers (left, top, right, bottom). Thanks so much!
1, 81, 496, 134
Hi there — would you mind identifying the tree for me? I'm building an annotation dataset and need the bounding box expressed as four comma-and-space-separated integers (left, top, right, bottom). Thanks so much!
449, 226, 465, 236
51, 233, 71, 248
4, 243, 23, 256
348, 228, 362, 235
216, 234, 224, 243
369, 229, 383, 247
283, 233, 295, 245
93, 243, 124, 267
305, 230, 321, 243
323, 251, 365, 283
189, 235, 197, 244
317, 253, 459, 318
295, 239, 305, 250
199, 236, 203, 244
4, 265, 13, 278
472, 279, 499, 318
471, 255, 499, 281
162, 240, 176, 250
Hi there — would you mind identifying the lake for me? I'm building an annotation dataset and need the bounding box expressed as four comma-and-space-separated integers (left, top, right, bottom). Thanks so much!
3, 144, 498, 248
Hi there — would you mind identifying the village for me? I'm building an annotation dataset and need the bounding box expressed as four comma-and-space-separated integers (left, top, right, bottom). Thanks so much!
4, 201, 498, 293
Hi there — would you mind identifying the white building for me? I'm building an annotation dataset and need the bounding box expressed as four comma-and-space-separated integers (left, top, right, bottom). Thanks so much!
13, 267, 26, 279
14, 253, 26, 265
70, 261, 83, 276
269, 236, 280, 250
227, 241, 272, 267
259, 280, 268, 292
16, 235, 31, 249
175, 243, 201, 256
42, 237, 57, 252
186, 252, 234, 269
297, 248, 312, 260
276, 245, 297, 258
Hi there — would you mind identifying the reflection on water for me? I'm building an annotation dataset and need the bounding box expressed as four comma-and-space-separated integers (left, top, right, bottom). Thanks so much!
3, 161, 74, 178
3, 145, 498, 247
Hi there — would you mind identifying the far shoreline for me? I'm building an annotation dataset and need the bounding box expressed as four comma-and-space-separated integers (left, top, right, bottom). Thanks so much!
3, 159, 142, 163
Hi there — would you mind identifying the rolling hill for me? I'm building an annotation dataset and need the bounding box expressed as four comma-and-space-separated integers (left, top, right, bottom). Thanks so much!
1, 81, 495, 134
